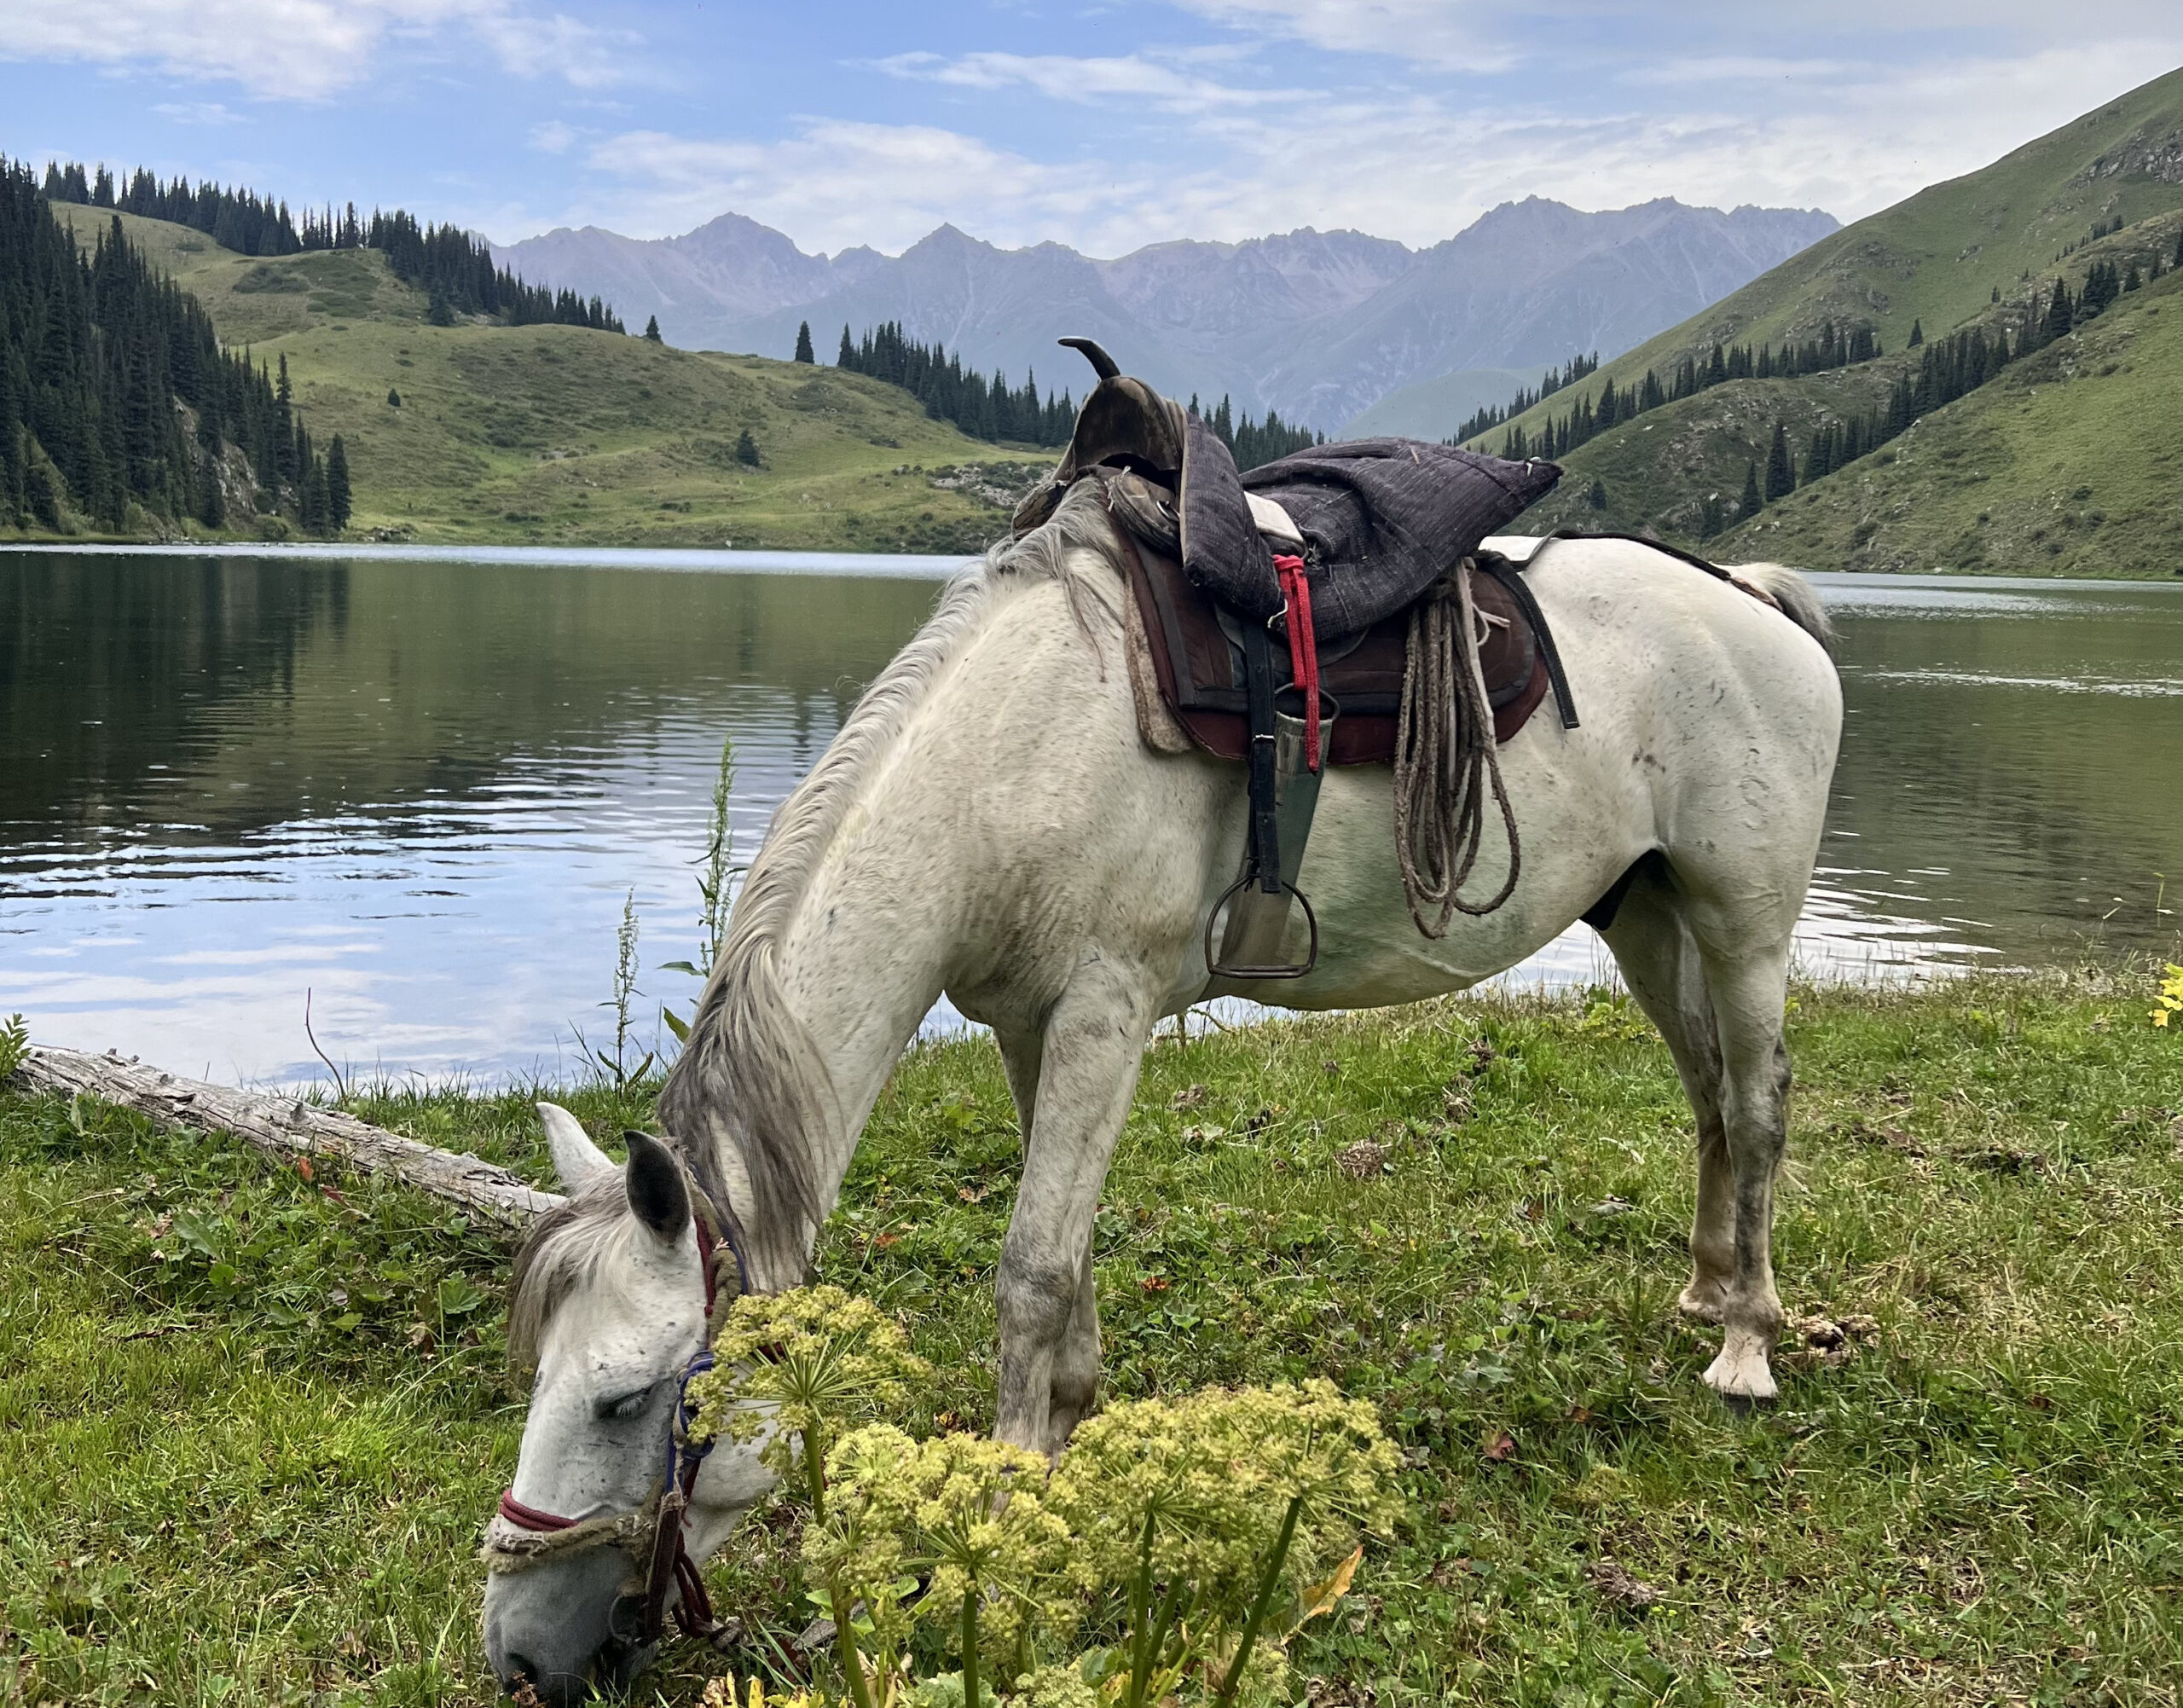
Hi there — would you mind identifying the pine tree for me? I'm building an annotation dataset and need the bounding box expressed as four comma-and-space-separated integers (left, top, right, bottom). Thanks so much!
326, 435, 351, 529
2042, 279, 2074, 343
386, 388, 401, 408
1586, 478, 1607, 511
837, 324, 855, 365
300, 455, 328, 534
1699, 493, 1725, 540
734, 428, 761, 467
1763, 421, 1794, 501
1991, 285, 2001, 303
1740, 459, 1762, 518
643, 315, 663, 343
793, 321, 815, 363
1908, 318, 1923, 347
198, 458, 225, 529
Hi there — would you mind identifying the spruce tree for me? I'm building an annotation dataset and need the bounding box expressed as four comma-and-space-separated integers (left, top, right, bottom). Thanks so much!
793, 321, 814, 363
300, 455, 328, 534
838, 324, 855, 365
386, 387, 401, 408
1763, 421, 1794, 501
326, 435, 351, 529
643, 315, 663, 343
2042, 279, 2074, 343
1586, 478, 1607, 510
1740, 459, 1762, 518
1908, 318, 1923, 347
1699, 493, 1725, 540
734, 427, 761, 467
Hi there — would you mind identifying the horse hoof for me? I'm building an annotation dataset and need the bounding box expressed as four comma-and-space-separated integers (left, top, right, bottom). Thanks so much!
1702, 1346, 1778, 1405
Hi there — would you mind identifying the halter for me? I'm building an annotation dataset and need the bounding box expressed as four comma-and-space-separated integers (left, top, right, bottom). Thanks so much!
482, 1160, 751, 1652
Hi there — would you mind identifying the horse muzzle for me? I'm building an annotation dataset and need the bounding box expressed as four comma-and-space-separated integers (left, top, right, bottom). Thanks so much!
483, 1549, 653, 1703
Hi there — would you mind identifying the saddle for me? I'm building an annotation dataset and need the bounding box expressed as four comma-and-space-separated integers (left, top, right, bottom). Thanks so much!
1018, 339, 1571, 982
1107, 483, 1555, 765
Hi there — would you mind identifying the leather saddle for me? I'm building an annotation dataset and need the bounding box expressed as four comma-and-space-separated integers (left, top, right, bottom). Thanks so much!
1103, 474, 1555, 765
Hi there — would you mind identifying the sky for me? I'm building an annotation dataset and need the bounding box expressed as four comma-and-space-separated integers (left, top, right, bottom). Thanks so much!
3, 3, 2180, 259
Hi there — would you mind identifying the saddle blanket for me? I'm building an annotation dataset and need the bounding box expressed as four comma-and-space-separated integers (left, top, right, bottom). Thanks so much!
1115, 524, 1553, 767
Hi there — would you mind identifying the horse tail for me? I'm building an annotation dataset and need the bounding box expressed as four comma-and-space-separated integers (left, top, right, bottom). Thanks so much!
1733, 562, 1837, 659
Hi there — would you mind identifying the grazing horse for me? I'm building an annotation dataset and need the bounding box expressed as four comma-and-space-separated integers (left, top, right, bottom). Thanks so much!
482, 483, 1841, 1701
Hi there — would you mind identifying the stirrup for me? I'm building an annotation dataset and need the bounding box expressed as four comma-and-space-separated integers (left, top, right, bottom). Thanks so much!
1204, 874, 1318, 979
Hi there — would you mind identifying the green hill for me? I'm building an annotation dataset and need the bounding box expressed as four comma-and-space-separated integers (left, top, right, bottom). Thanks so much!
1466, 67, 2183, 576
38, 204, 1037, 552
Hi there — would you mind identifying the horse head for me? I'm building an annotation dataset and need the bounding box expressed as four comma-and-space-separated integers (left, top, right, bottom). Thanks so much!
482, 1106, 774, 1705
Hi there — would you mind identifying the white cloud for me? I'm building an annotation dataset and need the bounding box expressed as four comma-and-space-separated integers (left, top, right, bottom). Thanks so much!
873, 49, 1300, 113
530, 119, 576, 153
0, 0, 640, 99
582, 119, 1155, 252
1168, 0, 1517, 70
152, 101, 247, 125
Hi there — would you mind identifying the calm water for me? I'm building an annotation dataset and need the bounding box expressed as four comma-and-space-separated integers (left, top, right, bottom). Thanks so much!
3, 549, 2178, 1084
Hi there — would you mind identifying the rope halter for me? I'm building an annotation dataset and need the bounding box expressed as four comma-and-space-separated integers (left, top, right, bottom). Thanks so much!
481, 1153, 750, 1652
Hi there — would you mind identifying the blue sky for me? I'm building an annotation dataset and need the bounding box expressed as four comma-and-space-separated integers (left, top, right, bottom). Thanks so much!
3, 3, 2179, 257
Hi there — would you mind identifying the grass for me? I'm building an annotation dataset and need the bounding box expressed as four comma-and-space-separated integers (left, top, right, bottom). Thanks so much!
5, 970, 2182, 1705
1717, 264, 2183, 576
29, 205, 1039, 554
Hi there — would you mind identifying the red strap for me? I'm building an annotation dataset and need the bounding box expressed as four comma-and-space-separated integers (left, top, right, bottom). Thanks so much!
498, 1491, 578, 1531
1272, 554, 1320, 772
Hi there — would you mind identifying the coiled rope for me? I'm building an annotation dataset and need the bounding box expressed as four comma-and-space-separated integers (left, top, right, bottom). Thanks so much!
1392, 559, 1522, 936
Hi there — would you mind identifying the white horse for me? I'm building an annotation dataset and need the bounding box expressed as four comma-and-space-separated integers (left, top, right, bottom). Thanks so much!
482, 485, 1841, 1700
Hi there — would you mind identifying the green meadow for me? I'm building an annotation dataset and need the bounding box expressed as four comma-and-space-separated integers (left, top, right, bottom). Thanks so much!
5, 969, 2180, 1705
41, 203, 1038, 554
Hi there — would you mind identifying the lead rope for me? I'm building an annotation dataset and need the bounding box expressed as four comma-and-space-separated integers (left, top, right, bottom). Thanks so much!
1392, 559, 1522, 936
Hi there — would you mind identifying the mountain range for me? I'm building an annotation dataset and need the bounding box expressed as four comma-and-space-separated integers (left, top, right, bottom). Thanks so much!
495, 199, 1838, 434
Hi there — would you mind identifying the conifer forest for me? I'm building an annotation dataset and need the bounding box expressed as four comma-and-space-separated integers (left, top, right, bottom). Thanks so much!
0, 158, 348, 536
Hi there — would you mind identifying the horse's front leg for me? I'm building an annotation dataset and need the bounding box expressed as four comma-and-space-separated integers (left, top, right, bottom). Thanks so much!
993, 953, 1158, 1456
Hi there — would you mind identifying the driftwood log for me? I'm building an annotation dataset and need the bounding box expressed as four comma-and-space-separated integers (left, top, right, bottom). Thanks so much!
11, 1045, 565, 1227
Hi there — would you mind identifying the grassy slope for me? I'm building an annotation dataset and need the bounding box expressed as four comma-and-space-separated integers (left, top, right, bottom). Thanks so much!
7, 973, 2183, 1705
38, 205, 1037, 552
1468, 67, 2183, 570
1720, 262, 2183, 575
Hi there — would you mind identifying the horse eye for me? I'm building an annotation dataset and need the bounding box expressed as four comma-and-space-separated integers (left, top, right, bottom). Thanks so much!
597, 1384, 658, 1421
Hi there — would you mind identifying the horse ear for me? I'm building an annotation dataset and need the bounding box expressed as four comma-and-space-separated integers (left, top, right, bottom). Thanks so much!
537, 1102, 613, 1190
622, 1131, 690, 1244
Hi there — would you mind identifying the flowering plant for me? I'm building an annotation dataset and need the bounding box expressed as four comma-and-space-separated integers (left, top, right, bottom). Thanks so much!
2152, 964, 2183, 1029
692, 1288, 1401, 1707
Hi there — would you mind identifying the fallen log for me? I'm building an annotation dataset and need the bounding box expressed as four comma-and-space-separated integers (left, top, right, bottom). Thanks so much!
10, 1045, 566, 1227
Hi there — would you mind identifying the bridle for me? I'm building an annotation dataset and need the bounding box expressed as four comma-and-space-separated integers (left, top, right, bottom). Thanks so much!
481, 1163, 751, 1652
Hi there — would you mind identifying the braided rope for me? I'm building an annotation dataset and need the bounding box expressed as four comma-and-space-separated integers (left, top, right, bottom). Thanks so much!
1392, 559, 1522, 937
480, 1502, 657, 1574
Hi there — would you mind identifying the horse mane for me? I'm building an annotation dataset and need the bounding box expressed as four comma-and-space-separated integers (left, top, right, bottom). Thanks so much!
654, 479, 1126, 1283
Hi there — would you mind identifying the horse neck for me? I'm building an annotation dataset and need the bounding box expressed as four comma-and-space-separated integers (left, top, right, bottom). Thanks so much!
662, 582, 1001, 1289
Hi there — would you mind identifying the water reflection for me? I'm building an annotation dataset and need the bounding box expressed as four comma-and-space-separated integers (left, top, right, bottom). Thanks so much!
2, 553, 2176, 1084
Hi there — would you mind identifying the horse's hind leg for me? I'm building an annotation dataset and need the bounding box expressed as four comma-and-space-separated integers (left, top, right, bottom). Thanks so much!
993, 957, 1158, 1456
1683, 936, 1794, 1402
1600, 860, 1734, 1324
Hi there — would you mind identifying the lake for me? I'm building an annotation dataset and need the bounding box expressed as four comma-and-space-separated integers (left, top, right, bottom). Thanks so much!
3, 547, 2178, 1085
